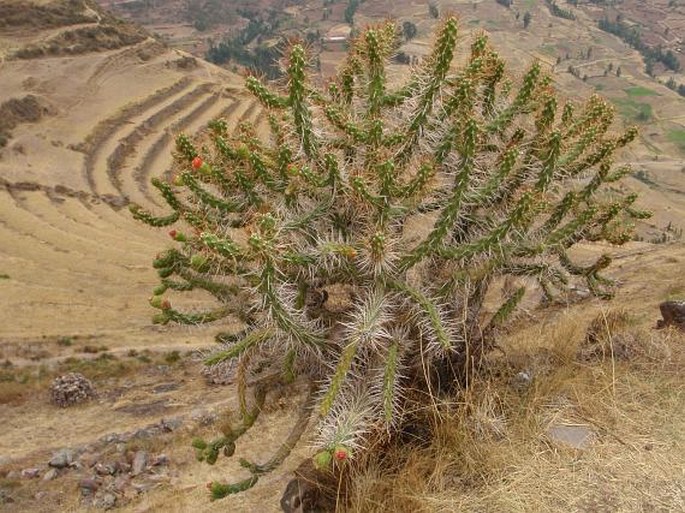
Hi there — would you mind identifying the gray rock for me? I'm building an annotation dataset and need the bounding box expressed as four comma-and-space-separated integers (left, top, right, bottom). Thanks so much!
21, 468, 40, 479
5, 471, 20, 480
114, 460, 131, 474
79, 477, 100, 495
131, 481, 155, 494
511, 370, 533, 391
546, 424, 595, 449
131, 451, 148, 476
93, 492, 117, 510
94, 463, 116, 476
191, 408, 218, 426
112, 475, 130, 493
658, 300, 685, 330
153, 382, 180, 394
0, 489, 15, 504
42, 468, 59, 481
78, 451, 99, 468
152, 454, 169, 466
160, 417, 182, 432
49, 448, 75, 468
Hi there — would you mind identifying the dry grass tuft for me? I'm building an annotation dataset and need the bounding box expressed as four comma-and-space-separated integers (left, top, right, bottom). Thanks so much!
344, 305, 685, 512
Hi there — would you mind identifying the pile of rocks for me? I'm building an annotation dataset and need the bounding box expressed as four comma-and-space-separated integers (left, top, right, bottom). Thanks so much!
49, 373, 97, 407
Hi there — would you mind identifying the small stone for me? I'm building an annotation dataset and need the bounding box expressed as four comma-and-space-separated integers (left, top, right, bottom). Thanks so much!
160, 417, 182, 432
546, 424, 595, 449
42, 468, 59, 481
112, 475, 130, 493
131, 451, 148, 476
511, 370, 533, 391
6, 471, 20, 480
79, 477, 100, 495
78, 451, 99, 468
21, 468, 40, 479
95, 463, 115, 476
191, 408, 218, 426
93, 492, 117, 510
114, 460, 131, 475
49, 448, 75, 468
131, 481, 155, 494
657, 300, 685, 330
152, 382, 180, 394
0, 489, 15, 504
151, 454, 169, 466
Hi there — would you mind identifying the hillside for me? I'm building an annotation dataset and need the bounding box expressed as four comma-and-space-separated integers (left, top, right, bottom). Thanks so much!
97, 0, 685, 238
0, 1, 684, 512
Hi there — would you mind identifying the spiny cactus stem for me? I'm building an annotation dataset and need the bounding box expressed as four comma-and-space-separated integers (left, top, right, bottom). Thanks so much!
129, 204, 179, 227
382, 341, 400, 424
204, 328, 274, 366
386, 279, 451, 351
288, 44, 317, 158
487, 286, 526, 331
320, 342, 359, 416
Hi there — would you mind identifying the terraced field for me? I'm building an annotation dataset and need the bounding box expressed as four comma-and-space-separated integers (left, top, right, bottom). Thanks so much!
0, 23, 262, 355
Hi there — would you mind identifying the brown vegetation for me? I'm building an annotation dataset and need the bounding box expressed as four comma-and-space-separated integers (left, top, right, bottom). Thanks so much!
0, 0, 94, 30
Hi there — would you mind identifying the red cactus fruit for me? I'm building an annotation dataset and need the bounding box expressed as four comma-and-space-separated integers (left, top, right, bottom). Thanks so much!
333, 446, 350, 462
192, 156, 203, 170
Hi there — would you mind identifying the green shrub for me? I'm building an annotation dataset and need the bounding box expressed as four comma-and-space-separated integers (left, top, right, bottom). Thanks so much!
133, 18, 648, 499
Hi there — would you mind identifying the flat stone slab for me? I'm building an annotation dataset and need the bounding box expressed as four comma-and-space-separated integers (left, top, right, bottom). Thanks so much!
546, 424, 595, 449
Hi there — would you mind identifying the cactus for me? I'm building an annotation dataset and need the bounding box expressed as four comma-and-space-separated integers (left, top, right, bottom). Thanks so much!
132, 18, 648, 499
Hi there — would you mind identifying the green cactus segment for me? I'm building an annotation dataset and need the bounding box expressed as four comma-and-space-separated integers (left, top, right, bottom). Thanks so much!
132, 16, 646, 499
488, 287, 526, 329
205, 328, 274, 366
208, 476, 260, 500
181, 172, 242, 212
320, 342, 359, 416
388, 279, 452, 351
259, 261, 323, 347
288, 44, 317, 159
175, 133, 198, 161
382, 341, 401, 424
400, 18, 458, 159
129, 204, 179, 227
200, 232, 242, 260
246, 76, 288, 109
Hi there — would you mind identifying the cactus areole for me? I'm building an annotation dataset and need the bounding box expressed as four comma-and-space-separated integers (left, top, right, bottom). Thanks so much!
132, 18, 647, 499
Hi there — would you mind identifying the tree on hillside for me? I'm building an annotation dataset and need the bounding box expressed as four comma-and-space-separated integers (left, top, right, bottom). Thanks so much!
402, 20, 417, 41
523, 11, 532, 28
134, 17, 647, 502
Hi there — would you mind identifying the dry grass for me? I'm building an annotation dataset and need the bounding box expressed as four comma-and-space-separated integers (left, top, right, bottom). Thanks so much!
344, 304, 685, 513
